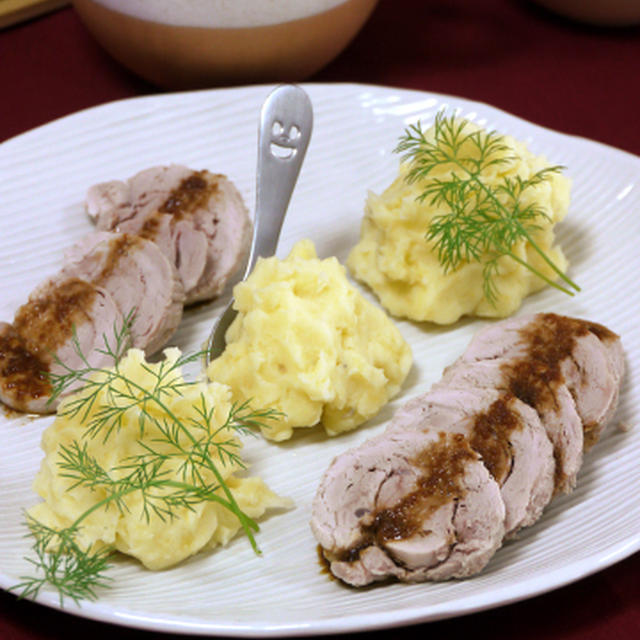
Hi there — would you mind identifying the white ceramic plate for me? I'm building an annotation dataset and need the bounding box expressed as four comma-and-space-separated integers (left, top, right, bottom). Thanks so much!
0, 84, 638, 637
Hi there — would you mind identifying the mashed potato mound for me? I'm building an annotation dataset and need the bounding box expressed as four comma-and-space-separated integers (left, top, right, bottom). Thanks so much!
347, 121, 572, 324
29, 348, 290, 571
207, 239, 413, 442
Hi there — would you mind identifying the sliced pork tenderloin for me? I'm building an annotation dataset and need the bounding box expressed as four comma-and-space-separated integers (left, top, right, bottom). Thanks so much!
311, 313, 625, 587
438, 358, 583, 494
0, 277, 125, 413
86, 165, 252, 304
388, 387, 555, 536
311, 428, 506, 587
568, 319, 625, 449
441, 314, 624, 491
62, 231, 185, 355
454, 313, 624, 451
552, 329, 619, 450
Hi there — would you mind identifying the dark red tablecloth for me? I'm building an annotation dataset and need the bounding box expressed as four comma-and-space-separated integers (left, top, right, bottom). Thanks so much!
1, 1, 639, 639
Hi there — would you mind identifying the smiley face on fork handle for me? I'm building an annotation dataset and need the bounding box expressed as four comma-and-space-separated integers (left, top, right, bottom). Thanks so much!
269, 120, 302, 160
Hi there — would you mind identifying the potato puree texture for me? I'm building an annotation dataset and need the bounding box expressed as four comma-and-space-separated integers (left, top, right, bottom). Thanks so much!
207, 240, 412, 442
29, 348, 289, 571
347, 122, 571, 324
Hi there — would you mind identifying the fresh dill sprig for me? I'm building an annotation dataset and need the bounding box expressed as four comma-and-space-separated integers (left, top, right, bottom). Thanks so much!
14, 516, 114, 607
12, 317, 283, 605
394, 111, 580, 304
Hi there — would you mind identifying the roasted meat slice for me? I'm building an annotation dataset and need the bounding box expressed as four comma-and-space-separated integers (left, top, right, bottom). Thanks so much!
438, 358, 583, 494
311, 428, 506, 586
388, 387, 555, 535
311, 313, 625, 587
62, 231, 185, 355
453, 313, 624, 451
0, 277, 125, 413
86, 165, 252, 304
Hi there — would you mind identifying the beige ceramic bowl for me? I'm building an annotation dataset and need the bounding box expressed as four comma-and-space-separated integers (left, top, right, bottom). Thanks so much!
73, 0, 379, 89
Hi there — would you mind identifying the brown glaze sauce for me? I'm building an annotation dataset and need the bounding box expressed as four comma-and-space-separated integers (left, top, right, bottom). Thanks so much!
95, 234, 142, 284
134, 170, 220, 243
339, 432, 475, 563
500, 313, 609, 489
469, 397, 520, 485
0, 278, 97, 407
503, 314, 600, 401
160, 171, 212, 216
0, 325, 51, 405
138, 213, 161, 240
316, 544, 334, 578
582, 319, 618, 344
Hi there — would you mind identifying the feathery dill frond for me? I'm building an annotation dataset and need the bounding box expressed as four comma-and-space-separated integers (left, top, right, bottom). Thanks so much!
13, 320, 281, 605
394, 112, 580, 304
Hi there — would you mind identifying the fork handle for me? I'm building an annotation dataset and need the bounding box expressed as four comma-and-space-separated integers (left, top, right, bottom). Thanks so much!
242, 84, 313, 279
